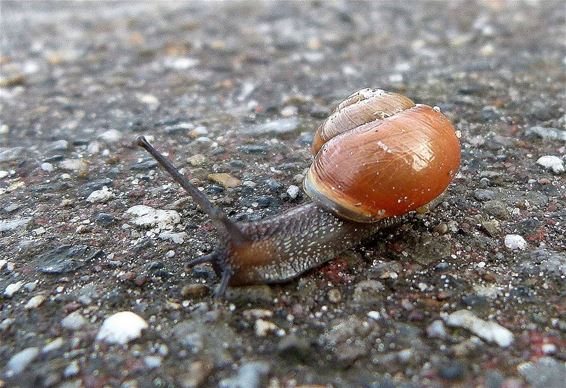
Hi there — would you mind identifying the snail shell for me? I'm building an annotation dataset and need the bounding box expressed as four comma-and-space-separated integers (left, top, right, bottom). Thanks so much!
304, 88, 461, 223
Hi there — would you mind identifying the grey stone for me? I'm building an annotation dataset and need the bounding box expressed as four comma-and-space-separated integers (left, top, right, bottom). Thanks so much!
518, 357, 566, 388
242, 117, 299, 136
0, 147, 26, 162
0, 217, 32, 232
527, 126, 566, 142
219, 361, 270, 388
36, 245, 104, 274
5, 347, 39, 376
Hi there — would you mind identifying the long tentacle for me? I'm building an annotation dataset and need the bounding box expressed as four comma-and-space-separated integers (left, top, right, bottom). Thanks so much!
136, 136, 248, 245
184, 253, 218, 268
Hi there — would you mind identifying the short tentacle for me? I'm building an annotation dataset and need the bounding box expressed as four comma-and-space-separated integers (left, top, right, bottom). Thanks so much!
184, 253, 219, 269
214, 266, 233, 298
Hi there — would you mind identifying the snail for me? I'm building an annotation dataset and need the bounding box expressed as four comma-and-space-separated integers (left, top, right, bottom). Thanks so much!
137, 88, 461, 297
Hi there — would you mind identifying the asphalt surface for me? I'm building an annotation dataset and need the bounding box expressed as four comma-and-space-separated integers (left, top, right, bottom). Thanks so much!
0, 1, 565, 387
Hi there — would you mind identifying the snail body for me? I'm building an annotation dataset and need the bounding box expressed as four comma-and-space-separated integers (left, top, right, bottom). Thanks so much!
137, 88, 461, 297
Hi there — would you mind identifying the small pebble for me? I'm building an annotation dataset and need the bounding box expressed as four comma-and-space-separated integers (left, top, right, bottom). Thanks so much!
95, 213, 115, 225
61, 311, 88, 330
177, 360, 213, 388
98, 129, 122, 143
527, 126, 566, 141
25, 295, 46, 309
208, 173, 241, 188
281, 106, 298, 117
125, 205, 181, 229
0, 217, 32, 232
59, 159, 88, 172
255, 319, 279, 337
96, 311, 148, 345
536, 155, 564, 174
4, 281, 23, 297
0, 318, 14, 332
41, 162, 54, 172
438, 361, 465, 380
159, 231, 187, 244
328, 289, 342, 303
5, 347, 40, 377
45, 139, 69, 153
504, 234, 527, 250
518, 357, 566, 387
181, 284, 209, 298
164, 56, 199, 70
367, 311, 381, 320
219, 361, 270, 388
0, 147, 25, 162
144, 356, 162, 369
445, 309, 513, 347
136, 93, 160, 109
64, 360, 80, 377
426, 320, 447, 338
243, 309, 273, 320
286, 185, 300, 199
242, 117, 299, 136
87, 186, 115, 203
189, 126, 209, 138
187, 154, 206, 166
42, 337, 64, 353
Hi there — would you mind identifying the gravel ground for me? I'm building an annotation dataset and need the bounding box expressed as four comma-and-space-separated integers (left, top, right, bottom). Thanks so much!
1, 1, 565, 387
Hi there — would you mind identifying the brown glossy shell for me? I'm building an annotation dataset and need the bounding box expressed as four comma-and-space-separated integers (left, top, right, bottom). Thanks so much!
311, 88, 416, 155
304, 91, 461, 223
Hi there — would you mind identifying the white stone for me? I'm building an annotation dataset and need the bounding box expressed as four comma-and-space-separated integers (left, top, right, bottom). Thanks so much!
125, 205, 180, 230
62, 311, 88, 330
0, 170, 8, 179
136, 93, 160, 109
98, 129, 123, 143
281, 105, 298, 117
41, 162, 54, 172
426, 320, 447, 338
96, 311, 148, 345
367, 311, 381, 320
144, 355, 162, 369
445, 309, 513, 347
163, 56, 199, 70
536, 155, 564, 174
287, 185, 300, 199
87, 141, 101, 154
59, 159, 88, 172
254, 319, 279, 337
159, 231, 187, 244
0, 259, 7, 270
33, 226, 46, 235
24, 295, 46, 309
504, 234, 527, 250
242, 309, 273, 320
87, 186, 115, 203
190, 126, 209, 137
64, 360, 80, 377
42, 337, 64, 353
5, 347, 40, 376
4, 281, 23, 297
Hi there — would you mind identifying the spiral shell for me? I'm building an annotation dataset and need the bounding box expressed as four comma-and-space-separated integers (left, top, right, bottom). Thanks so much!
304, 89, 461, 223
